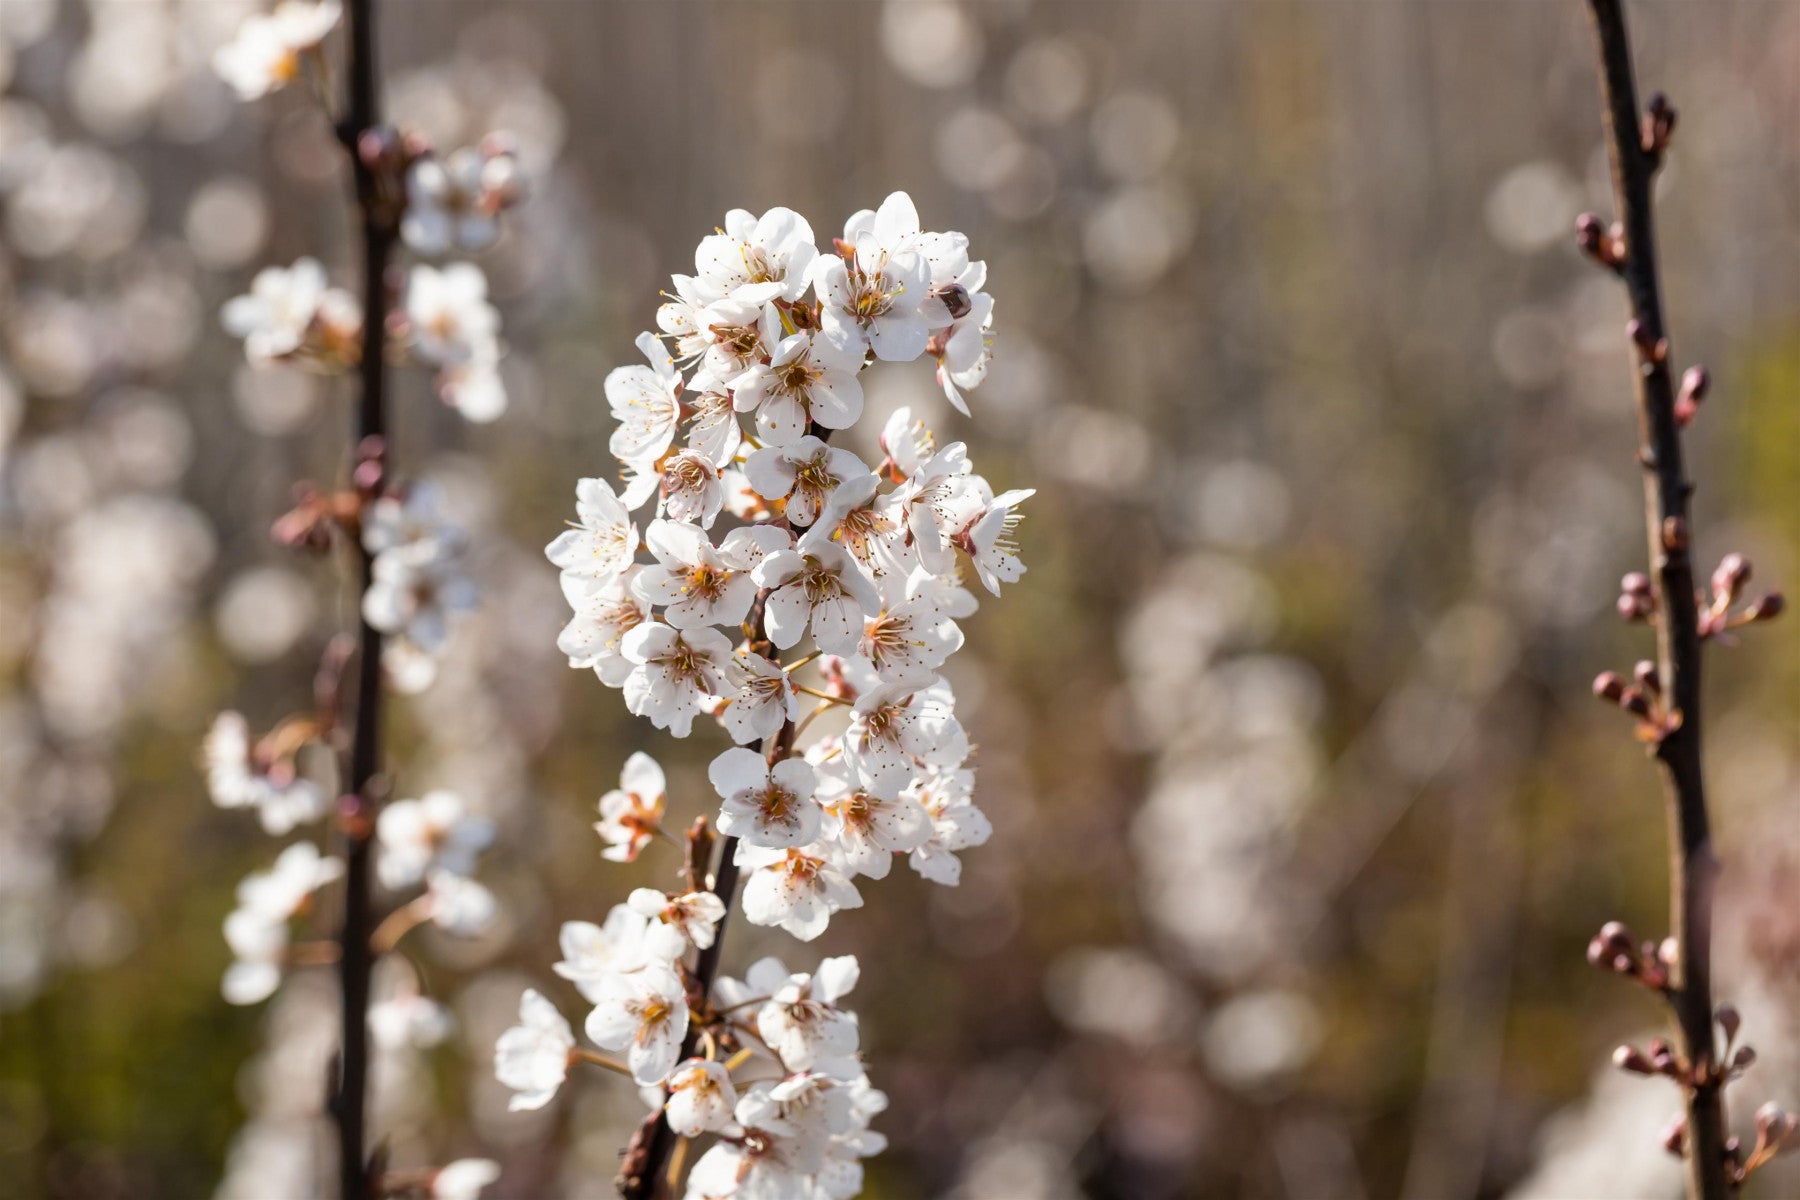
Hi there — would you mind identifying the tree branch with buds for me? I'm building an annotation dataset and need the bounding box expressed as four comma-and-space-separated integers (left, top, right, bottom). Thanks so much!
1576, 2, 1788, 1196
330, 0, 398, 1193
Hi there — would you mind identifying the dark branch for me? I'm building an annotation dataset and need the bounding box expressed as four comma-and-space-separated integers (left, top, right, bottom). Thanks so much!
333, 0, 396, 1195
1581, 3, 1726, 1197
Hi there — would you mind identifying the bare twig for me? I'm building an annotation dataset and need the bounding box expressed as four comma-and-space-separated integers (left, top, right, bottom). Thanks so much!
331, 0, 397, 1194
1580, 3, 1727, 1196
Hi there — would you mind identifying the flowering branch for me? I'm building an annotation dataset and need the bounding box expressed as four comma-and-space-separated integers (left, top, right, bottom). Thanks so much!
206, 3, 531, 1196
503, 194, 1023, 1198
1577, 2, 1788, 1195
332, 0, 396, 1191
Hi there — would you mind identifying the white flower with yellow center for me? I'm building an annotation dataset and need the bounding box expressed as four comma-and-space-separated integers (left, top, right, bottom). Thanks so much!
584, 963, 689, 1086
619, 622, 733, 737
744, 437, 870, 529
710, 746, 821, 849
546, 478, 639, 584
731, 329, 866, 446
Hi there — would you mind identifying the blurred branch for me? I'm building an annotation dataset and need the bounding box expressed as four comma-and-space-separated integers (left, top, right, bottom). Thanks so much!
332, 0, 397, 1194
1580, 2, 1726, 1196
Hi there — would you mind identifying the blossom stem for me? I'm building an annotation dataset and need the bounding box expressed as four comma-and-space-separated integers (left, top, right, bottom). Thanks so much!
569, 1047, 634, 1077
791, 684, 849, 705
368, 893, 434, 956
285, 941, 344, 967
665, 1137, 690, 1192
332, 0, 397, 1194
1582, 4, 1727, 1197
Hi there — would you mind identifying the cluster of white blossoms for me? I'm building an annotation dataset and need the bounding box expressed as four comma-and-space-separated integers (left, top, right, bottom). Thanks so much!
505, 193, 1029, 1197
216, 2, 525, 422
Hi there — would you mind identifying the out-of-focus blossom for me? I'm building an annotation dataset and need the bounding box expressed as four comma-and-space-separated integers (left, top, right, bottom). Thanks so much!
213, 2, 343, 102
494, 988, 574, 1111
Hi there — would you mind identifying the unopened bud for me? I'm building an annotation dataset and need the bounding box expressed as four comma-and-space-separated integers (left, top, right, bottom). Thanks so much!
1633, 660, 1660, 693
1647, 1038, 1677, 1072
1730, 1044, 1757, 1071
1614, 1045, 1654, 1074
1712, 553, 1751, 602
1662, 1114, 1687, 1156
1616, 594, 1649, 622
1620, 686, 1652, 718
1717, 1004, 1741, 1042
1662, 515, 1688, 553
1747, 592, 1785, 622
1674, 365, 1709, 427
931, 281, 973, 322
1593, 672, 1627, 703
1575, 213, 1623, 269
1755, 1101, 1782, 1130
358, 126, 402, 170
1622, 571, 1652, 597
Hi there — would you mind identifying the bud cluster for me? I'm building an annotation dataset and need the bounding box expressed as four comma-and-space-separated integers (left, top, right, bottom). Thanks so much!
1698, 552, 1785, 641
1590, 665, 1680, 745
1586, 921, 1672, 992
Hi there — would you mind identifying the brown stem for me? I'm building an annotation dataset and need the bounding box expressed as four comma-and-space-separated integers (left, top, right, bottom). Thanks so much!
1582, 3, 1726, 1197
332, 0, 395, 1195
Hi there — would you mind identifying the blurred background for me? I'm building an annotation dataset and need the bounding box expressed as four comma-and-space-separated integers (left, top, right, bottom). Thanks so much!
1, 1, 1797, 1197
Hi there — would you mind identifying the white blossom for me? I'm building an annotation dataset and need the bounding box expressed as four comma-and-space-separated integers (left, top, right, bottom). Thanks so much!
584, 964, 689, 1086
905, 766, 990, 886
665, 1059, 738, 1137
858, 570, 964, 686
719, 651, 800, 746
221, 257, 360, 371
431, 1159, 502, 1200
376, 790, 494, 890
743, 437, 870, 529
221, 843, 343, 1005
203, 711, 328, 836
405, 263, 501, 370
607, 331, 684, 464
950, 482, 1035, 596
628, 887, 728, 952
362, 538, 477, 654
737, 843, 863, 942
696, 206, 819, 305
558, 566, 651, 687
812, 192, 950, 362
595, 751, 666, 863
494, 989, 574, 1111
213, 1, 341, 101
546, 478, 639, 584
655, 452, 726, 530
817, 765, 933, 880
635, 520, 758, 629
753, 535, 881, 655
552, 906, 681, 1002
732, 329, 866, 446
709, 746, 821, 849
403, 148, 505, 256
424, 870, 498, 936
756, 955, 861, 1073
620, 622, 733, 737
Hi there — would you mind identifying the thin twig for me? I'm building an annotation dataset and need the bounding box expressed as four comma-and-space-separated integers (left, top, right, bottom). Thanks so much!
332, 0, 396, 1194
1581, 3, 1727, 1197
